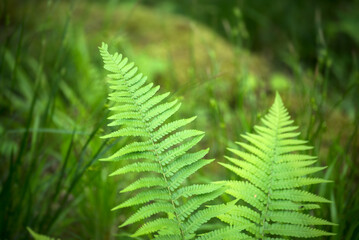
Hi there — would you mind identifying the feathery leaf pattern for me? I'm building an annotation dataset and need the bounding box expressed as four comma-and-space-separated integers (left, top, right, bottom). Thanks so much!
99, 43, 232, 239
220, 93, 335, 238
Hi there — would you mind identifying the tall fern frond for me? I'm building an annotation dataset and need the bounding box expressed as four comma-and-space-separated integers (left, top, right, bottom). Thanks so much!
219, 93, 336, 239
99, 43, 233, 239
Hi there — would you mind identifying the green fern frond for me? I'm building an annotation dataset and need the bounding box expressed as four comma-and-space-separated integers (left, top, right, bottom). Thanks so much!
99, 43, 229, 239
220, 93, 335, 238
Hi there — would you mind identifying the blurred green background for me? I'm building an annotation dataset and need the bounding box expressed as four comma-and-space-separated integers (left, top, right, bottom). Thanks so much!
1, 0, 358, 239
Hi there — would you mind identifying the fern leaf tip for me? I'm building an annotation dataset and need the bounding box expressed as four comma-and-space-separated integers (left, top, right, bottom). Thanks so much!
275, 91, 282, 101
99, 42, 108, 51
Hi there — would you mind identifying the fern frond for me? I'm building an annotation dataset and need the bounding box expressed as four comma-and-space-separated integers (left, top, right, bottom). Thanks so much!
220, 93, 335, 238
99, 43, 227, 239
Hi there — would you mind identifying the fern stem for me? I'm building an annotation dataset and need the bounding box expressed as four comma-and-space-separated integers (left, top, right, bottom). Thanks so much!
113, 60, 186, 239
133, 97, 186, 239
147, 130, 186, 239
258, 99, 280, 239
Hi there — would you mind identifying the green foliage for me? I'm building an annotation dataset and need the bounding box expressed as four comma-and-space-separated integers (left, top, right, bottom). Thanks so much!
3, 1, 358, 239
99, 43, 233, 239
219, 93, 336, 238
27, 227, 59, 240
99, 43, 337, 239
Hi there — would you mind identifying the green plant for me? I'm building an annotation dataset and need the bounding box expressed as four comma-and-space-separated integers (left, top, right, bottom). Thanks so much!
219, 93, 336, 238
98, 43, 235, 239
24, 45, 336, 240
98, 43, 336, 239
27, 227, 58, 240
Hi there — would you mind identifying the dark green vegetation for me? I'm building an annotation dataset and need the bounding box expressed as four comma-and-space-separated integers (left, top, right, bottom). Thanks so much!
1, 0, 358, 239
